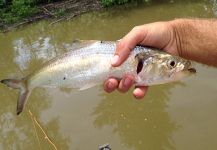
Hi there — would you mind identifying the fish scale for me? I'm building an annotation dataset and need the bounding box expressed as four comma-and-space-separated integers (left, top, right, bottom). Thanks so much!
0, 40, 196, 115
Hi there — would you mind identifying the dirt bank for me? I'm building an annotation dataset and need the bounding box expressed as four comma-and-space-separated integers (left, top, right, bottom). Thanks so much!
1, 0, 102, 32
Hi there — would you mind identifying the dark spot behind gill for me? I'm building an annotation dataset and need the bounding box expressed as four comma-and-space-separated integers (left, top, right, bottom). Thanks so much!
137, 59, 144, 74
63, 77, 66, 80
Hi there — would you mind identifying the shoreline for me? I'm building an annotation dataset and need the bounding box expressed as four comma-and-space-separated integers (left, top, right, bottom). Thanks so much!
0, 0, 102, 33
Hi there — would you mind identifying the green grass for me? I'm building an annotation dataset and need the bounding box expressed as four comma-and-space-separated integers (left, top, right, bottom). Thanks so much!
0, 0, 37, 23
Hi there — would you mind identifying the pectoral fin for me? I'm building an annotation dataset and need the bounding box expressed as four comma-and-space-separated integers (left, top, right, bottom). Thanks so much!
79, 83, 97, 91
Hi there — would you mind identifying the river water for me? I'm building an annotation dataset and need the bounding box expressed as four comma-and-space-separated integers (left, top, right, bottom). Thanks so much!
0, 1, 217, 150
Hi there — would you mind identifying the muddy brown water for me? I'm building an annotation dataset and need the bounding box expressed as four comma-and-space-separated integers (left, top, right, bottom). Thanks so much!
0, 1, 217, 150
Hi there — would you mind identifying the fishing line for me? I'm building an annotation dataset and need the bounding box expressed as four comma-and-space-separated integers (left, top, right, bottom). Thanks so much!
28, 108, 42, 150
28, 109, 58, 150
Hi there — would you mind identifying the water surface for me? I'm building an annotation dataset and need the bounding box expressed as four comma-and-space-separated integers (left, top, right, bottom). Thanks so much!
0, 1, 217, 150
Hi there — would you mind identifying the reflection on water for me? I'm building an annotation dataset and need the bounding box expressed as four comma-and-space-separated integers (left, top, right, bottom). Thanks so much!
13, 38, 32, 70
13, 37, 60, 71
0, 87, 70, 149
93, 84, 179, 150
212, 0, 217, 16
0, 0, 217, 149
0, 30, 71, 149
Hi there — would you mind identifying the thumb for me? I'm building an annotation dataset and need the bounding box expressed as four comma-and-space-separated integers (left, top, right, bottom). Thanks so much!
111, 26, 148, 67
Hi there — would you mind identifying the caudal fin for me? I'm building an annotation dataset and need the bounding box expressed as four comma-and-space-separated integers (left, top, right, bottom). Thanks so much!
1, 78, 30, 115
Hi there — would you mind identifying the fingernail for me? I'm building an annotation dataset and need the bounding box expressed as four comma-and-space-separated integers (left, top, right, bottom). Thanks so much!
111, 55, 119, 65
123, 77, 133, 87
133, 88, 144, 99
133, 88, 140, 95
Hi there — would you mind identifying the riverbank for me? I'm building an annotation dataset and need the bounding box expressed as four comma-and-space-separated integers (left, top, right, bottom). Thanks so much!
0, 0, 102, 32
1, 0, 206, 32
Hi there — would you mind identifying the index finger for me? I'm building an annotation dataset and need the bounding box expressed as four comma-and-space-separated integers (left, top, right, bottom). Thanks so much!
111, 26, 148, 67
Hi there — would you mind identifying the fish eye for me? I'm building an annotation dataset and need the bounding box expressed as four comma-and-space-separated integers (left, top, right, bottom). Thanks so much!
168, 60, 177, 68
170, 61, 176, 67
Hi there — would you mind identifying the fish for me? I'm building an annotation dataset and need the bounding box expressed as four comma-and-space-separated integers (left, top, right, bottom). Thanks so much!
0, 40, 196, 115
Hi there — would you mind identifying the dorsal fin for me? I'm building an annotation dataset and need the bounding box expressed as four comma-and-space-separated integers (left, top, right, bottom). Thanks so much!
71, 40, 99, 50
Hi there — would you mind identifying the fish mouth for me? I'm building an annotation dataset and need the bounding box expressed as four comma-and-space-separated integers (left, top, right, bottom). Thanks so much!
184, 61, 196, 73
188, 68, 196, 73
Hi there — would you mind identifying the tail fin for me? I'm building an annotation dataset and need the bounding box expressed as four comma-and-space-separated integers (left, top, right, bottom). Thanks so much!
1, 78, 30, 115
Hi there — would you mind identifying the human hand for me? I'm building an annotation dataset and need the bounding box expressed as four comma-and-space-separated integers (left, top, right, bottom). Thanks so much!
104, 21, 179, 99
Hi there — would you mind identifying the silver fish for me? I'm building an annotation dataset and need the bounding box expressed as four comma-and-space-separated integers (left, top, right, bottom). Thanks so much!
1, 40, 196, 115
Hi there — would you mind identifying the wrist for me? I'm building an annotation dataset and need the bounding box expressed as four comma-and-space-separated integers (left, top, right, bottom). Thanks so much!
169, 19, 190, 59
170, 18, 217, 67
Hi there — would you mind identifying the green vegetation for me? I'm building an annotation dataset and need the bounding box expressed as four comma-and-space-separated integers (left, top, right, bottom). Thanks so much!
0, 0, 37, 23
54, 8, 66, 17
100, 0, 201, 7
0, 0, 150, 24
101, 0, 131, 7
100, 0, 150, 7
0, 0, 197, 26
